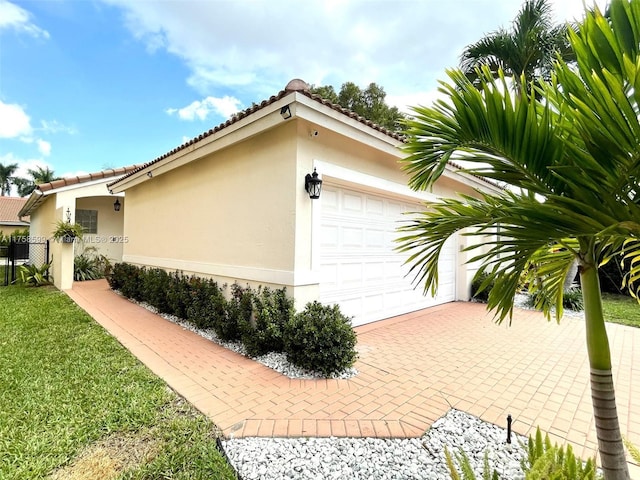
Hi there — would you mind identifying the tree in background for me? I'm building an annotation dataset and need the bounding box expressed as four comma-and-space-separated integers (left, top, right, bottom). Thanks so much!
15, 166, 60, 197
0, 162, 18, 196
460, 0, 575, 94
311, 82, 405, 132
398, 1, 639, 478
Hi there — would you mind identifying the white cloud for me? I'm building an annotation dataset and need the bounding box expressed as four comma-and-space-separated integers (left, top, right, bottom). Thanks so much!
100, 0, 609, 112
40, 119, 77, 135
37, 139, 51, 156
0, 101, 32, 138
101, 0, 519, 100
0, 153, 54, 195
0, 0, 49, 38
166, 96, 242, 121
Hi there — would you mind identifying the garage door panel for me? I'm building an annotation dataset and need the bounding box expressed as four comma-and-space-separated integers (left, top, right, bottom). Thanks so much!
366, 229, 386, 248
342, 226, 364, 247
363, 294, 384, 316
319, 185, 456, 326
322, 188, 339, 209
366, 197, 384, 215
343, 192, 363, 213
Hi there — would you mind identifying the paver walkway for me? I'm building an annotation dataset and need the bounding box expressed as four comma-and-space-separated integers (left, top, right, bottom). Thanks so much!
68, 279, 639, 469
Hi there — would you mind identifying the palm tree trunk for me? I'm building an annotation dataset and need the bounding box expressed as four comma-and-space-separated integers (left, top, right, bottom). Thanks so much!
580, 261, 629, 479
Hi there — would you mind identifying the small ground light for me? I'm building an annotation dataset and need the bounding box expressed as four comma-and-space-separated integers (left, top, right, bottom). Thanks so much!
507, 414, 512, 444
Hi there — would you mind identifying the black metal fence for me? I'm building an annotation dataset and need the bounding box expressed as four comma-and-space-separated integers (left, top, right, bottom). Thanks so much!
1, 238, 50, 286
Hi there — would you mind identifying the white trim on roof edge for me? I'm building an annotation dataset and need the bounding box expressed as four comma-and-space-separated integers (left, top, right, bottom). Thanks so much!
109, 91, 406, 194
18, 177, 116, 217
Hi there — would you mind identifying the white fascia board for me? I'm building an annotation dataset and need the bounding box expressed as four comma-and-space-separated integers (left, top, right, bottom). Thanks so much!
110, 96, 298, 193
20, 178, 118, 217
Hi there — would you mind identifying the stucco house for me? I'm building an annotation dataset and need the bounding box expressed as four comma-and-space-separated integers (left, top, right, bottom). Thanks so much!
0, 196, 29, 237
18, 166, 139, 289
107, 79, 500, 326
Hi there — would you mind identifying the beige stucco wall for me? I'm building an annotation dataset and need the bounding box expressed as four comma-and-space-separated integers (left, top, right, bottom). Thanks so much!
0, 224, 29, 237
123, 121, 299, 287
76, 196, 125, 262
120, 110, 499, 308
25, 181, 125, 289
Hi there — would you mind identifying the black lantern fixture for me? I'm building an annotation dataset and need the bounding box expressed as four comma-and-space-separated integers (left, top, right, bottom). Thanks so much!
113, 198, 121, 212
305, 168, 322, 199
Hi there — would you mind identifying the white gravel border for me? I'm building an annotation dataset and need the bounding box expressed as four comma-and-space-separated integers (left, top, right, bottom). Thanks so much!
221, 409, 529, 480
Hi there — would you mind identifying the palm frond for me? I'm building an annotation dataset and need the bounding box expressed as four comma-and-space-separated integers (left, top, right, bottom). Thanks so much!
401, 66, 565, 196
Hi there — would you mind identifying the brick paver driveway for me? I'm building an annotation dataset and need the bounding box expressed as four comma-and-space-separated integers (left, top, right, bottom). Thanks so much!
68, 280, 639, 468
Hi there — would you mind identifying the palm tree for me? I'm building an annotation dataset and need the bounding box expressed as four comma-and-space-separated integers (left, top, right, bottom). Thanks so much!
16, 166, 60, 197
0, 162, 18, 196
460, 0, 575, 94
398, 2, 638, 478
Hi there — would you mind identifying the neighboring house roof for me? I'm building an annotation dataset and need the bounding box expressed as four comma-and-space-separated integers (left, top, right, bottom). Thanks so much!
109, 79, 404, 189
0, 197, 30, 227
18, 165, 142, 218
36, 166, 141, 193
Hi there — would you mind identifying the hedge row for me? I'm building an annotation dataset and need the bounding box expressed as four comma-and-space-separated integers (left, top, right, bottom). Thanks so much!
108, 263, 357, 376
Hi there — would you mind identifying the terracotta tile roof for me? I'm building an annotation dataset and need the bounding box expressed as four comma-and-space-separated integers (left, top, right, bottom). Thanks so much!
37, 165, 143, 193
0, 197, 29, 225
109, 79, 405, 187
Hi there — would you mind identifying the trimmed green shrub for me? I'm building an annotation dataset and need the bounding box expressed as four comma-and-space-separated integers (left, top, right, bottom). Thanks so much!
142, 267, 171, 314
110, 262, 143, 300
283, 301, 357, 376
166, 271, 192, 320
186, 277, 224, 331
221, 284, 253, 342
242, 286, 294, 357
108, 263, 359, 376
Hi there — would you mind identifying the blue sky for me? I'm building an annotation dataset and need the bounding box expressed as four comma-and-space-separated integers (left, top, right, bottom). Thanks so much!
0, 0, 606, 188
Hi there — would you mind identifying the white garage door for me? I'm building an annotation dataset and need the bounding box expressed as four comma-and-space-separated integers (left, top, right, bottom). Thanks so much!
319, 184, 456, 326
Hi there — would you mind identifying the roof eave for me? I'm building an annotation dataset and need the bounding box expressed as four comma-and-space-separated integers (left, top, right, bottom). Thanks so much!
109, 94, 299, 193
18, 189, 46, 218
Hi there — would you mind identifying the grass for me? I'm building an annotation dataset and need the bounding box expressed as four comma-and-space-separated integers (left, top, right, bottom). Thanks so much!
0, 285, 237, 480
602, 292, 640, 328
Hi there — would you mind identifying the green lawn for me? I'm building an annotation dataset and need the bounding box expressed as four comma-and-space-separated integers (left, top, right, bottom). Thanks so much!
602, 292, 640, 328
0, 285, 237, 480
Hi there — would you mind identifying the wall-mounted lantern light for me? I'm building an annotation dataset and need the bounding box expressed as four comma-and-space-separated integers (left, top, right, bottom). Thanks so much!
305, 168, 322, 199
113, 199, 121, 212
280, 105, 292, 120
66, 208, 72, 223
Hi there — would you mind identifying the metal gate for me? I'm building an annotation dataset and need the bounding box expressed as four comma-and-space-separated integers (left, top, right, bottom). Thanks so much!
1, 238, 50, 286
